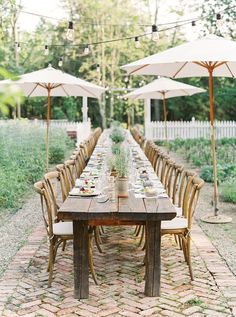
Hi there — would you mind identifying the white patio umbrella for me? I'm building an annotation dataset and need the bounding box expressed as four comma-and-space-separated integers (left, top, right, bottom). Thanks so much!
0, 65, 105, 169
124, 77, 205, 144
122, 34, 236, 223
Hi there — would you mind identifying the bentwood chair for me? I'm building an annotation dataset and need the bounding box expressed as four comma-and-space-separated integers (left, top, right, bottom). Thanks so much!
161, 177, 204, 280
34, 181, 98, 287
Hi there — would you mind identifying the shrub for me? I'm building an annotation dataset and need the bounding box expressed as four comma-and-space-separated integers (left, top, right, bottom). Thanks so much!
49, 145, 65, 163
220, 181, 236, 203
200, 164, 236, 183
0, 122, 73, 211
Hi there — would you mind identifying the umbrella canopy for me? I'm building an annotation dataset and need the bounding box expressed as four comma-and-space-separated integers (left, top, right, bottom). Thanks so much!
121, 34, 236, 77
124, 77, 205, 145
124, 77, 205, 99
0, 65, 105, 98
122, 34, 236, 221
0, 65, 105, 170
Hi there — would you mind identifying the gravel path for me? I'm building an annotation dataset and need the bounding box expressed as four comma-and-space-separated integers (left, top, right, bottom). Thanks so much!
159, 146, 236, 276
0, 191, 42, 277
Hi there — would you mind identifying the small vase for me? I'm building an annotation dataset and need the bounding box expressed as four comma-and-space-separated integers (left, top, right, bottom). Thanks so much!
116, 177, 129, 198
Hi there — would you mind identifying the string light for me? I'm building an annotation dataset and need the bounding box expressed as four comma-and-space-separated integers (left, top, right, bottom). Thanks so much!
151, 24, 159, 41
124, 76, 129, 83
96, 63, 100, 72
58, 57, 63, 67
13, 5, 236, 54
15, 42, 21, 53
134, 36, 141, 48
66, 21, 75, 41
44, 45, 49, 55
84, 45, 90, 55
216, 13, 223, 29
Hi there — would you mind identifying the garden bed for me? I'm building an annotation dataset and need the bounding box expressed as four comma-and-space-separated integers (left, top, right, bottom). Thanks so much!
158, 138, 236, 203
0, 122, 74, 213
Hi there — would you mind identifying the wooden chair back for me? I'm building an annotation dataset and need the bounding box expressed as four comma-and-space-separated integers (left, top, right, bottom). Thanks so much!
44, 171, 66, 213
171, 163, 184, 205
34, 181, 54, 238
64, 159, 77, 187
185, 177, 204, 228
178, 170, 197, 210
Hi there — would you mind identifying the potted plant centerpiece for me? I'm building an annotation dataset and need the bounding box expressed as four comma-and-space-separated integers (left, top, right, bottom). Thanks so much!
115, 148, 129, 197
110, 126, 125, 144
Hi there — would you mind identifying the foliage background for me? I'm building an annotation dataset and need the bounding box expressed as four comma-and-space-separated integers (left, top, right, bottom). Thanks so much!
0, 0, 236, 127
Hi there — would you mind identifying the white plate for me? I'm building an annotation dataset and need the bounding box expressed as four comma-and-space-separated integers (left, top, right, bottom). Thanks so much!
69, 188, 100, 197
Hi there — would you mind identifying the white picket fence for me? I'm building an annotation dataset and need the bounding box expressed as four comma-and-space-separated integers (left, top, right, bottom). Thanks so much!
146, 120, 236, 140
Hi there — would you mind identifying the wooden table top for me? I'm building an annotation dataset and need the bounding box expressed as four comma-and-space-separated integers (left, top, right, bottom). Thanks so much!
58, 191, 176, 222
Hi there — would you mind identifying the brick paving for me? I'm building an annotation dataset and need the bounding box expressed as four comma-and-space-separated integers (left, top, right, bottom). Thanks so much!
0, 221, 236, 317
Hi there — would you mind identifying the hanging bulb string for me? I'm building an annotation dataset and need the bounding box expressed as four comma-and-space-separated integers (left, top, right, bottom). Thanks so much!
18, 5, 236, 29
14, 19, 192, 49
14, 6, 235, 51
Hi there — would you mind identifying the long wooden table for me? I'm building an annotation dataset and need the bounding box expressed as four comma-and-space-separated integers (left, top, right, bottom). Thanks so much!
58, 191, 176, 299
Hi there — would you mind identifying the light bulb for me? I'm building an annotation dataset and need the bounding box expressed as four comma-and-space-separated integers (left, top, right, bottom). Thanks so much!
66, 21, 74, 41
124, 76, 129, 83
216, 13, 223, 29
105, 95, 109, 99
135, 36, 141, 48
44, 45, 49, 55
58, 58, 63, 67
152, 24, 159, 41
15, 42, 21, 53
96, 64, 100, 72
84, 46, 90, 55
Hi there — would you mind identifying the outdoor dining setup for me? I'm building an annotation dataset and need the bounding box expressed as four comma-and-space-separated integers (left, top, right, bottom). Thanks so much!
33, 123, 204, 299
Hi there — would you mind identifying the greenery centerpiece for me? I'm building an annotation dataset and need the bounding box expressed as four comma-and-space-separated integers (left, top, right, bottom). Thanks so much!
109, 125, 125, 144
114, 148, 129, 197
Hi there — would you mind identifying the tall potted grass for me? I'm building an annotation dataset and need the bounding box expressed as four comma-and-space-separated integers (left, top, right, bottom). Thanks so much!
115, 148, 129, 197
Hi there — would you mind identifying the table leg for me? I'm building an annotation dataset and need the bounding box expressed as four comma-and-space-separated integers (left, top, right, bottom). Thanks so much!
73, 220, 89, 299
144, 221, 161, 296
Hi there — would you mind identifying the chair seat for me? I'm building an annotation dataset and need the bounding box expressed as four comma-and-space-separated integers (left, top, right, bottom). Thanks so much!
175, 206, 183, 217
53, 222, 73, 236
161, 217, 188, 230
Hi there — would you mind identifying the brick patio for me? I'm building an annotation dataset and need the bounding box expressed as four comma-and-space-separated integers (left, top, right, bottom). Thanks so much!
0, 221, 236, 317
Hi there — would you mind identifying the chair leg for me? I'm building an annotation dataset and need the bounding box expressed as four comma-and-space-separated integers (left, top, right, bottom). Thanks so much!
89, 236, 98, 285
94, 227, 103, 253
178, 235, 183, 250
133, 225, 139, 235
181, 236, 188, 263
186, 235, 194, 280
138, 226, 145, 248
48, 242, 54, 287
62, 240, 67, 251
100, 226, 105, 234
135, 225, 142, 237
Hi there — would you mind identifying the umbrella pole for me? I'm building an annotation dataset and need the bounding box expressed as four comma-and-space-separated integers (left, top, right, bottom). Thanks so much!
162, 93, 168, 152
201, 66, 231, 224
208, 69, 219, 216
46, 87, 51, 171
